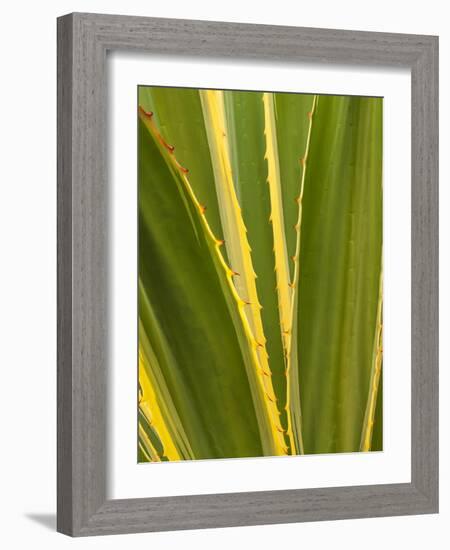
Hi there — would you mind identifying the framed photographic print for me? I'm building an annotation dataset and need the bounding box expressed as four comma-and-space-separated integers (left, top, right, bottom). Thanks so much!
57, 12, 438, 536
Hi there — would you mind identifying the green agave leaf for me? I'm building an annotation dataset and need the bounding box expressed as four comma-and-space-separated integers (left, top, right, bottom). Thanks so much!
139, 112, 265, 459
199, 89, 288, 455
274, 92, 317, 281
222, 90, 288, 435
371, 370, 383, 451
283, 94, 319, 455
360, 267, 383, 451
139, 305, 194, 461
261, 92, 321, 454
262, 92, 292, 365
296, 95, 383, 454
138, 87, 224, 245
138, 408, 169, 462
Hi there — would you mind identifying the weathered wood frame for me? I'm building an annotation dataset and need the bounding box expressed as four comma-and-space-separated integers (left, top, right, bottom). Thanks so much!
57, 12, 439, 536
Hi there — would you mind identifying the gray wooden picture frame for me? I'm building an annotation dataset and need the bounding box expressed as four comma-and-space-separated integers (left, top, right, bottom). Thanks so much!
57, 12, 439, 537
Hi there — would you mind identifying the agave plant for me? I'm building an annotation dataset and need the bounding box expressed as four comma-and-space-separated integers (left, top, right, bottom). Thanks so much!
138, 86, 383, 462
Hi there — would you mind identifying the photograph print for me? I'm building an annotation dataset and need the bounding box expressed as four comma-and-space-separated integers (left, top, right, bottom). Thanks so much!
137, 86, 383, 463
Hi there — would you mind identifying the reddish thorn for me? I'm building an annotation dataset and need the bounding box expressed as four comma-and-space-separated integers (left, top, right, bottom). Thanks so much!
307, 111, 313, 119
139, 106, 153, 118
266, 392, 277, 403
174, 159, 189, 174
199, 204, 207, 214
157, 134, 175, 153
217, 239, 225, 247
231, 270, 240, 277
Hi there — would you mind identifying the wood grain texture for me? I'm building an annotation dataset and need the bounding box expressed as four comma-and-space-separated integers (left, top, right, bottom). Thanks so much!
57, 14, 73, 535
57, 12, 439, 536
410, 37, 439, 506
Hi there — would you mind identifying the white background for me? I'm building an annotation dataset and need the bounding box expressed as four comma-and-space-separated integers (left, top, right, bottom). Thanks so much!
110, 55, 411, 498
0, 1, 447, 549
